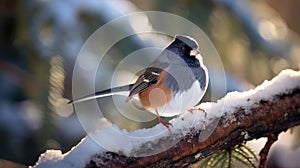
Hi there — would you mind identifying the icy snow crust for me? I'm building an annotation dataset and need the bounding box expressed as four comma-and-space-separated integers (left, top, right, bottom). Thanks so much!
33, 69, 300, 168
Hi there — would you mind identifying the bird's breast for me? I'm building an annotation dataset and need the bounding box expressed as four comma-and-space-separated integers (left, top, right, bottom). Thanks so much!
138, 70, 172, 110
140, 80, 204, 117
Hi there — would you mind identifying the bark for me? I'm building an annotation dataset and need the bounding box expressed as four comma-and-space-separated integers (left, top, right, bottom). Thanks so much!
85, 86, 300, 168
259, 133, 278, 168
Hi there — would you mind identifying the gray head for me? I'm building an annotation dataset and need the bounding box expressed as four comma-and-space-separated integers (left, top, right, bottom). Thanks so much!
163, 35, 199, 60
162, 35, 207, 92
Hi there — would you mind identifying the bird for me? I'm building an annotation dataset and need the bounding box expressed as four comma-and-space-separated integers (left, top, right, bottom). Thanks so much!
69, 35, 209, 131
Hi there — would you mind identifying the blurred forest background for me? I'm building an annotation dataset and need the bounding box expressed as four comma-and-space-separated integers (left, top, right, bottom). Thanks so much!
0, 0, 299, 167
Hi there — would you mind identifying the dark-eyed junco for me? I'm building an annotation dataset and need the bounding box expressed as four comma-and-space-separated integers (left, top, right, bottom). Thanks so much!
69, 35, 209, 131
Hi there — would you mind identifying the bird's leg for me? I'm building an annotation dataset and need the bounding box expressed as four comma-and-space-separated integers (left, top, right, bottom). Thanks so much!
155, 109, 172, 132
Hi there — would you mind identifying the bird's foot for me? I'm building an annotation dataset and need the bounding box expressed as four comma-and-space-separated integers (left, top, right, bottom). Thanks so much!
158, 116, 172, 133
159, 117, 172, 127
188, 107, 207, 117
155, 110, 172, 133
188, 107, 205, 113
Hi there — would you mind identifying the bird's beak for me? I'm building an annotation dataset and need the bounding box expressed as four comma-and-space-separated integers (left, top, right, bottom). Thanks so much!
190, 49, 200, 56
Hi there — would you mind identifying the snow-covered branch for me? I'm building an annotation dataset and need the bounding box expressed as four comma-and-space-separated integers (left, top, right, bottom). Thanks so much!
33, 69, 300, 168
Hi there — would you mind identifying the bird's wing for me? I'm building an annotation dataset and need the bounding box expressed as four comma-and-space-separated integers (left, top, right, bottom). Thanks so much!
68, 84, 134, 104
127, 66, 163, 101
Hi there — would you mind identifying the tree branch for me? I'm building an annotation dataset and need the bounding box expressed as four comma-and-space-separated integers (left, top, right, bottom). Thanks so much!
258, 133, 278, 168
33, 70, 300, 168
84, 71, 300, 168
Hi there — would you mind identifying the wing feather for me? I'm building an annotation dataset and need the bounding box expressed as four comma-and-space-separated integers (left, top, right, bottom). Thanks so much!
127, 67, 162, 101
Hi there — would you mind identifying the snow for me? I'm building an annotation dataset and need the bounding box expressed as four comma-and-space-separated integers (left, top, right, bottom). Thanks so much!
32, 136, 105, 168
34, 150, 64, 166
32, 69, 300, 168
200, 69, 300, 119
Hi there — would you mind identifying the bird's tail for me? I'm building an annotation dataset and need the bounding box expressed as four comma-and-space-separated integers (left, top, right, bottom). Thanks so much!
68, 84, 134, 104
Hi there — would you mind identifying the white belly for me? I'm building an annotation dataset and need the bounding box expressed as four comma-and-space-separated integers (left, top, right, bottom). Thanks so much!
147, 81, 204, 117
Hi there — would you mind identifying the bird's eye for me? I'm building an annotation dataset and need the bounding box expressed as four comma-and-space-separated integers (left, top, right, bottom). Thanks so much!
179, 45, 186, 51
